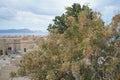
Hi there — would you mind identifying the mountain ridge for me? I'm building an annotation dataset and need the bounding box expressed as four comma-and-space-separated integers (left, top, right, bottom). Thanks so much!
0, 29, 41, 33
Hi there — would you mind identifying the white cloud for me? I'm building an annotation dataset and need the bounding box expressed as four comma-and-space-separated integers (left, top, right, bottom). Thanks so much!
104, 5, 119, 14
15, 11, 53, 24
100, 5, 120, 24
0, 0, 120, 30
0, 7, 16, 20
11, 11, 54, 30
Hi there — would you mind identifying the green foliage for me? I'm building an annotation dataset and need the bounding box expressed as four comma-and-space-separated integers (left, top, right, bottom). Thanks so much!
48, 3, 93, 34
10, 72, 16, 80
17, 67, 26, 76
18, 3, 120, 80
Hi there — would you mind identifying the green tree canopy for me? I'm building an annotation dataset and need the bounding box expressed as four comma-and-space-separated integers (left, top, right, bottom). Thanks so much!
18, 3, 120, 80
48, 3, 94, 34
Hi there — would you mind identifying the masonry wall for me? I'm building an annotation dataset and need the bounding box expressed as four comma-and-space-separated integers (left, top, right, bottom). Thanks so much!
0, 37, 39, 56
0, 38, 21, 55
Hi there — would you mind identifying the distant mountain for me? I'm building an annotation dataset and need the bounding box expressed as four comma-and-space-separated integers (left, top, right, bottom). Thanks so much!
0, 29, 41, 33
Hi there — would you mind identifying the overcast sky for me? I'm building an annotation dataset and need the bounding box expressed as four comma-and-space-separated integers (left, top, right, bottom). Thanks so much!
0, 0, 120, 31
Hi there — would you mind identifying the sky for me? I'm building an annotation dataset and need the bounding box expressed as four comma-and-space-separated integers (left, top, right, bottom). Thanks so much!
0, 0, 120, 31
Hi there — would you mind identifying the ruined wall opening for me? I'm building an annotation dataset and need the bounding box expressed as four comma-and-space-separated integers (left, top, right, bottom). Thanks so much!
7, 47, 12, 54
0, 50, 3, 55
24, 48, 26, 52
8, 47, 12, 50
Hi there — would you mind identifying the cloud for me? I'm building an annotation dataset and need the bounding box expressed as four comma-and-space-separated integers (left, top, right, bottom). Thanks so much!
0, 0, 120, 30
15, 11, 53, 24
99, 5, 120, 24
0, 7, 16, 21
13, 11, 54, 30
104, 5, 119, 13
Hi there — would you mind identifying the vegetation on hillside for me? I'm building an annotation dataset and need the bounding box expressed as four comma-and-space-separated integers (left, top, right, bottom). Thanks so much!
17, 3, 120, 80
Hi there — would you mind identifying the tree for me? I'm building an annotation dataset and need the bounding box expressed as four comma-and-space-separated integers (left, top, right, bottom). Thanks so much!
111, 14, 120, 39
48, 3, 93, 34
18, 3, 120, 80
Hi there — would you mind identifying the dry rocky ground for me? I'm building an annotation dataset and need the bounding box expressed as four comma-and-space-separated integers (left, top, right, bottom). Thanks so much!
0, 54, 30, 80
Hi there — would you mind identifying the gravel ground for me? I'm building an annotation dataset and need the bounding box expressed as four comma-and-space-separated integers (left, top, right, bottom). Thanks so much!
0, 54, 30, 80
9, 77, 30, 80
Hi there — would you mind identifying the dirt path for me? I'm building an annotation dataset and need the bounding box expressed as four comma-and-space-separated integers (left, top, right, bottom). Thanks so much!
0, 63, 18, 80
0, 54, 30, 80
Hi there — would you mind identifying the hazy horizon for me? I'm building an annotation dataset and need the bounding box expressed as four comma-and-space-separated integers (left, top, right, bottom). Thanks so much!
0, 28, 41, 31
